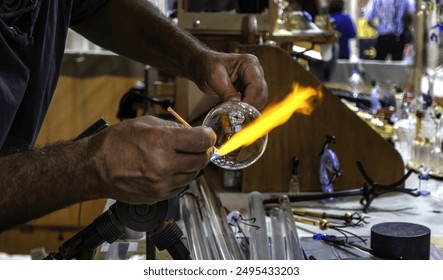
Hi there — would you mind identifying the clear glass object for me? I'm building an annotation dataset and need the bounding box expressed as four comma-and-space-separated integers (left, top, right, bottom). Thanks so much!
190, 177, 245, 260
288, 157, 301, 193
348, 69, 364, 98
418, 165, 432, 196
279, 195, 304, 260
202, 101, 268, 170
319, 149, 340, 203
180, 193, 212, 260
270, 207, 286, 260
248, 191, 271, 260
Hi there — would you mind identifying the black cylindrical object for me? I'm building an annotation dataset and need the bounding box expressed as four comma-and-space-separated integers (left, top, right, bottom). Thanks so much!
371, 222, 431, 260
58, 209, 125, 260
149, 218, 190, 260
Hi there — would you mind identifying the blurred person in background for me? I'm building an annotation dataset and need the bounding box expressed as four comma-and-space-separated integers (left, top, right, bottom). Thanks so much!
364, 0, 415, 61
329, 0, 356, 59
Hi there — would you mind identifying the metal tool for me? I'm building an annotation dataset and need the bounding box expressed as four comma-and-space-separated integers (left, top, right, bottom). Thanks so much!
321, 236, 402, 260
264, 161, 420, 213
73, 117, 108, 141
294, 216, 330, 230
291, 209, 368, 225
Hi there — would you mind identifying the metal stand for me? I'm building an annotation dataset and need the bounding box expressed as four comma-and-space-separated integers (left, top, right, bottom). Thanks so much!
44, 200, 190, 260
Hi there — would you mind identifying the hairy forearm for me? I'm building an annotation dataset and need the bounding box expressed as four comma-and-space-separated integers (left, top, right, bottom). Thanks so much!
0, 140, 102, 232
72, 0, 209, 80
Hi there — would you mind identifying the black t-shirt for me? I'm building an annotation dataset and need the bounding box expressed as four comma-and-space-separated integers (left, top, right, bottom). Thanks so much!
0, 0, 108, 154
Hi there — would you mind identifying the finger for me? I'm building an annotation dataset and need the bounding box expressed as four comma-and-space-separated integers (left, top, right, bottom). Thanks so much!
172, 126, 216, 152
210, 65, 242, 102
167, 183, 192, 198
167, 172, 201, 195
242, 81, 268, 111
169, 149, 213, 173
242, 73, 268, 110
138, 115, 181, 128
239, 59, 268, 110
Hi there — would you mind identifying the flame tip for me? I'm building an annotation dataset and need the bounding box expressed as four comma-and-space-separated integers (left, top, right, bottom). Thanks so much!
218, 82, 322, 155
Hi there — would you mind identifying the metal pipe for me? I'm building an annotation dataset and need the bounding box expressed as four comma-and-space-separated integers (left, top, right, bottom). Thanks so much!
292, 208, 354, 223
412, 1, 427, 96
248, 191, 271, 260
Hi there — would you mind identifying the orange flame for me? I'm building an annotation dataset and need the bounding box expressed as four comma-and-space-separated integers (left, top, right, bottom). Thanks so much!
217, 83, 323, 156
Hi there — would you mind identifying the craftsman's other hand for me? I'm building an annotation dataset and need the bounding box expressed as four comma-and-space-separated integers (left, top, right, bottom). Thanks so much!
88, 115, 216, 204
191, 50, 268, 110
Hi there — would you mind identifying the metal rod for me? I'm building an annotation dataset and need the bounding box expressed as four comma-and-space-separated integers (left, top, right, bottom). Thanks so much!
263, 189, 363, 205
412, 2, 426, 97
292, 208, 354, 223
293, 216, 329, 230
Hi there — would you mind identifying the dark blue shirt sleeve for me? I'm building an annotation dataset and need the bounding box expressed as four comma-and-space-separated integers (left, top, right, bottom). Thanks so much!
70, 0, 109, 26
343, 16, 356, 39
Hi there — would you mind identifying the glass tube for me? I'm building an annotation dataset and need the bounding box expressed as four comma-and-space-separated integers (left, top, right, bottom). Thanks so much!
248, 191, 271, 260
270, 207, 286, 260
279, 195, 304, 259
180, 193, 212, 260
192, 176, 245, 260
187, 181, 220, 260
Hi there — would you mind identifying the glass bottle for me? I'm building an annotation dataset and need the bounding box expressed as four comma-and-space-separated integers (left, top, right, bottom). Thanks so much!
288, 157, 301, 194
370, 80, 381, 114
348, 69, 364, 98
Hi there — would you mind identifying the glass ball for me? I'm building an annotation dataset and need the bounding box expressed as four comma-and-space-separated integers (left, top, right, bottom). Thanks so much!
202, 100, 268, 170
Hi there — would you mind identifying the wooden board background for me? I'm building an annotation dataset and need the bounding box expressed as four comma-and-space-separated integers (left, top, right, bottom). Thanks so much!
240, 45, 405, 193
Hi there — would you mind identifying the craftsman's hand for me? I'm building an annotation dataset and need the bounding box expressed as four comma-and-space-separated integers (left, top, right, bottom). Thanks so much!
190, 50, 268, 110
88, 115, 216, 204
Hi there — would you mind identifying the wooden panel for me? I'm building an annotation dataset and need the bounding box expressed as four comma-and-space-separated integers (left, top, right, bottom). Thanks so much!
175, 77, 221, 123
37, 75, 140, 142
0, 202, 106, 255
177, 11, 271, 35
240, 45, 405, 193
